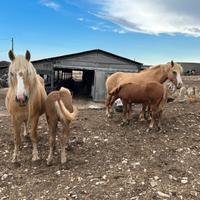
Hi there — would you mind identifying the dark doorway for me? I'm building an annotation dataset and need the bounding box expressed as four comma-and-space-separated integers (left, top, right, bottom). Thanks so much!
54, 68, 94, 98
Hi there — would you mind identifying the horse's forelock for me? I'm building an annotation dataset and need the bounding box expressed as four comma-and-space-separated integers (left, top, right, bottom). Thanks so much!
172, 63, 183, 74
8, 55, 37, 87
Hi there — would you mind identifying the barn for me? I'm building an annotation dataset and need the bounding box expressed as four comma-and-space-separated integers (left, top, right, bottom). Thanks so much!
178, 62, 200, 75
33, 49, 142, 102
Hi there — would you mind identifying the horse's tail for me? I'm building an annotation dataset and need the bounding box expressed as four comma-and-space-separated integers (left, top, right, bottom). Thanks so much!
55, 100, 78, 122
109, 83, 127, 97
109, 85, 121, 96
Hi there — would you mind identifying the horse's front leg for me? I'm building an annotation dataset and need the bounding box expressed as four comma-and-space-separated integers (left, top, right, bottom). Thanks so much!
148, 106, 157, 130
139, 104, 146, 121
23, 121, 29, 137
30, 116, 40, 161
105, 94, 112, 117
12, 116, 21, 163
47, 120, 57, 166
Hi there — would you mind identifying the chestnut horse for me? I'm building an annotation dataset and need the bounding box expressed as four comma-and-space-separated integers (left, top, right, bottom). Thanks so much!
109, 81, 168, 130
45, 87, 78, 165
105, 61, 183, 118
5, 50, 47, 163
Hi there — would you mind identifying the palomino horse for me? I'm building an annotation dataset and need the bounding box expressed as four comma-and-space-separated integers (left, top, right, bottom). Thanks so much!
45, 87, 77, 165
105, 61, 183, 118
109, 81, 167, 130
5, 50, 47, 163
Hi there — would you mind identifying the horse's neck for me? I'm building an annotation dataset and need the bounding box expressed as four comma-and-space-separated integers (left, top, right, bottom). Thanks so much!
147, 65, 169, 83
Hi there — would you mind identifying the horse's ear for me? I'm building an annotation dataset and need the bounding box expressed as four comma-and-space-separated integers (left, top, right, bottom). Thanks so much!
171, 60, 174, 67
25, 50, 31, 61
8, 50, 15, 61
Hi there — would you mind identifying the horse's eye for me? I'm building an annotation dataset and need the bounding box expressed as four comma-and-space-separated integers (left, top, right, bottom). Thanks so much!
173, 71, 177, 76
10, 72, 14, 77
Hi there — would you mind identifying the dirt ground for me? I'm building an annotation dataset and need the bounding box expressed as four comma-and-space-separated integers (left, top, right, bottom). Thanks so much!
1, 77, 200, 200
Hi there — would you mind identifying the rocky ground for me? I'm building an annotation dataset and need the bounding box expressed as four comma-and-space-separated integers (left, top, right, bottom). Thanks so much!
1, 76, 200, 200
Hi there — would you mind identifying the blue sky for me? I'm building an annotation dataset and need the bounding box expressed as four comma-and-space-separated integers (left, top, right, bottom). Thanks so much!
1, 0, 200, 64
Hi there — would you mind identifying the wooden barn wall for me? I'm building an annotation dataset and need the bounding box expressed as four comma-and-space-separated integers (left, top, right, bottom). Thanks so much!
55, 52, 140, 72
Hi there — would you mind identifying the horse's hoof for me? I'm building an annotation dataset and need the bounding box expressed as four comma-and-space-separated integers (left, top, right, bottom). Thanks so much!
32, 159, 41, 167
139, 118, 145, 122
106, 114, 112, 118
146, 128, 152, 133
60, 163, 69, 170
32, 155, 40, 162
23, 134, 30, 141
13, 161, 21, 168
120, 122, 125, 126
47, 160, 52, 166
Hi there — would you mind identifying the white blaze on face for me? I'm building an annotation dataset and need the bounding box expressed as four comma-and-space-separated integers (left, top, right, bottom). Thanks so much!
176, 72, 183, 87
16, 73, 25, 100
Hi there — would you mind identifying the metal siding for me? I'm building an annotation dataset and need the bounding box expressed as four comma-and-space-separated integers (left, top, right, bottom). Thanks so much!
34, 52, 141, 72
93, 70, 106, 102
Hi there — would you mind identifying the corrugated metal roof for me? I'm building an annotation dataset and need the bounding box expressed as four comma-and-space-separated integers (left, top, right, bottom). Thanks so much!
32, 49, 142, 65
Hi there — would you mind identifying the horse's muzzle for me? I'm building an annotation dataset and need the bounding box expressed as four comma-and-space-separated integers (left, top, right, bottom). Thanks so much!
176, 83, 183, 89
15, 95, 29, 106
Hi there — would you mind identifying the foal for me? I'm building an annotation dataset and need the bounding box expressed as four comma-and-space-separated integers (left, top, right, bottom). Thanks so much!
45, 87, 78, 165
109, 81, 168, 130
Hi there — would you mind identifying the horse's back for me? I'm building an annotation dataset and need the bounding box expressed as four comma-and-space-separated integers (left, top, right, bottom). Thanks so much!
118, 82, 146, 103
117, 81, 164, 104
106, 72, 136, 93
45, 87, 73, 116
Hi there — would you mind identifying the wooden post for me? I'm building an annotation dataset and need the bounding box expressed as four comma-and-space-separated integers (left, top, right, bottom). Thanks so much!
51, 70, 54, 90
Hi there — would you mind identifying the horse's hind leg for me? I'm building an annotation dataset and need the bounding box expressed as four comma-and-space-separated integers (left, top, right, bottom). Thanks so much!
106, 94, 117, 118
139, 104, 146, 121
127, 103, 132, 124
47, 120, 57, 165
157, 110, 163, 130
30, 116, 40, 161
121, 101, 128, 125
12, 116, 21, 163
105, 94, 112, 117
148, 106, 157, 130
60, 121, 70, 165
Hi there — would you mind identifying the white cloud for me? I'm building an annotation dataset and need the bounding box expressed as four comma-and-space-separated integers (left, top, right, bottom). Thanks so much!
91, 0, 200, 36
89, 22, 125, 34
39, 0, 60, 11
78, 17, 84, 21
